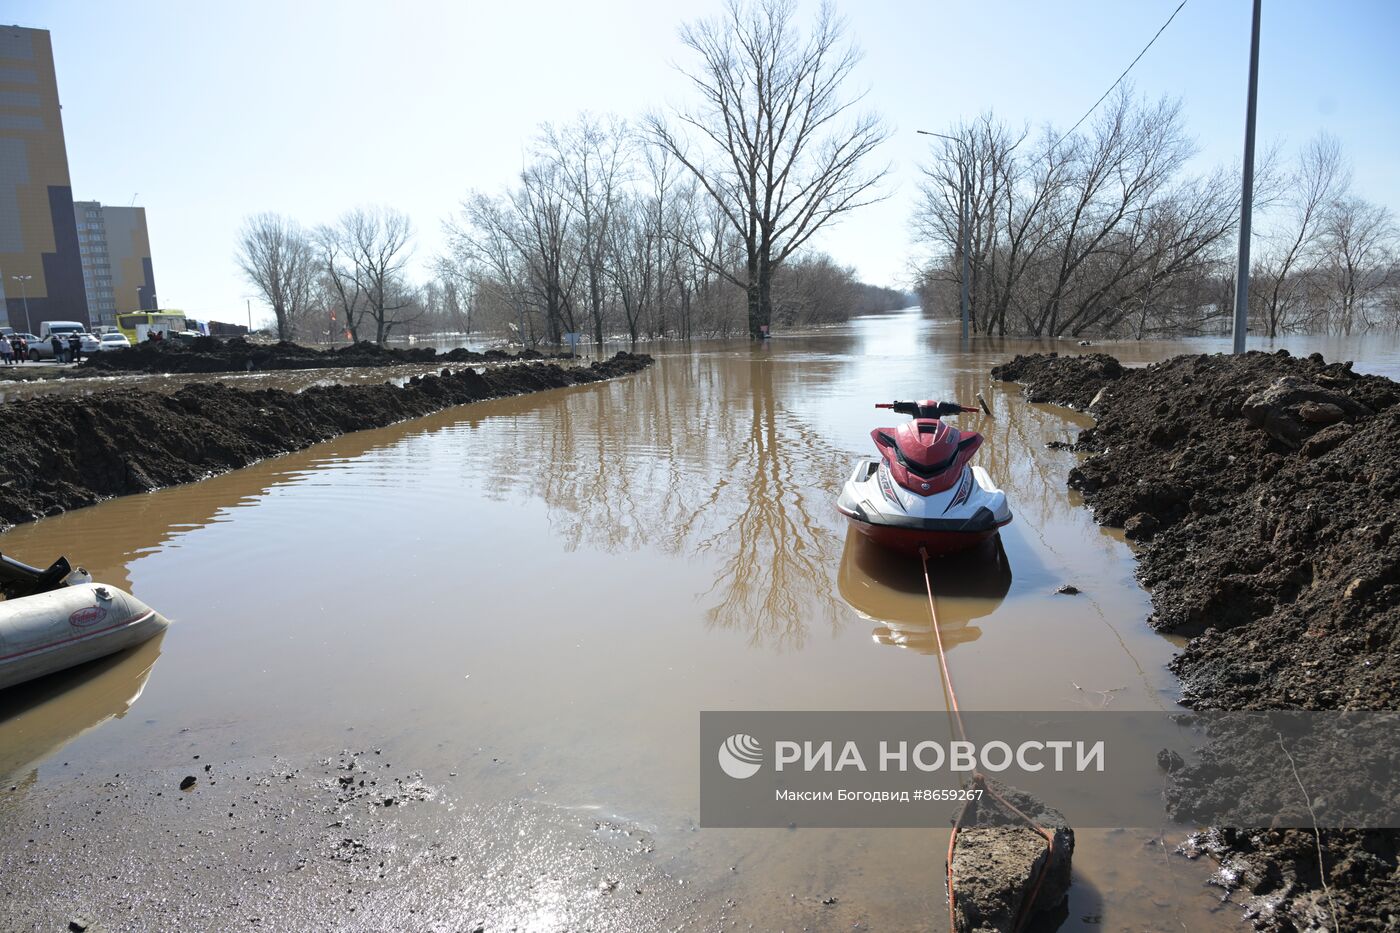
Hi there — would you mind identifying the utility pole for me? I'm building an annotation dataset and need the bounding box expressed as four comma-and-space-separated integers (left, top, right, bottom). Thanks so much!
1231, 0, 1262, 354
246, 298, 252, 334
917, 130, 970, 342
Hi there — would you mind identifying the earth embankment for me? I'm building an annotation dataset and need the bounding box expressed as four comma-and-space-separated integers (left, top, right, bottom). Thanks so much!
72, 337, 567, 375
994, 349, 1399, 930
0, 352, 652, 531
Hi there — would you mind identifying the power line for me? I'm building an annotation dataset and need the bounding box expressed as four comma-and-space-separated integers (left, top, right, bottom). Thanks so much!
1050, 0, 1191, 151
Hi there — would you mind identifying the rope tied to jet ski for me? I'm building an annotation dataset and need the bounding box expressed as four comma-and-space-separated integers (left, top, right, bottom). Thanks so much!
919, 544, 1057, 933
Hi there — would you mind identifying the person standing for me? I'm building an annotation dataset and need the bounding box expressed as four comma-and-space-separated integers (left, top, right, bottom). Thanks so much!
0, 335, 11, 365
13, 334, 26, 362
50, 333, 64, 363
67, 332, 81, 364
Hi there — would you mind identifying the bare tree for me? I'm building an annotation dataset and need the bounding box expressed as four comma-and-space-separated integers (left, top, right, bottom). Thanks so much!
1252, 134, 1348, 337
446, 193, 539, 344
316, 224, 368, 342
235, 213, 318, 341
1321, 196, 1398, 333
512, 161, 582, 345
607, 193, 657, 345
543, 115, 629, 351
337, 207, 417, 345
914, 92, 1242, 338
647, 0, 889, 338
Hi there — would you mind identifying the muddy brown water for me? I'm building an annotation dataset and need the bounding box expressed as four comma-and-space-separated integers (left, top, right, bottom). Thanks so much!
4, 311, 1400, 930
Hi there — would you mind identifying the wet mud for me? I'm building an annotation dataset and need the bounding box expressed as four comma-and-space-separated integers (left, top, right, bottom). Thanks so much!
0, 742, 700, 932
0, 352, 652, 531
995, 349, 1400, 930
76, 337, 566, 376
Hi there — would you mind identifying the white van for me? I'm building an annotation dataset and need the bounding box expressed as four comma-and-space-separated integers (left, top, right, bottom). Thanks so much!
39, 321, 86, 339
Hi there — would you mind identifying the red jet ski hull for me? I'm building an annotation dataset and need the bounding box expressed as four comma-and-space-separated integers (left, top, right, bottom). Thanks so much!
839, 508, 1012, 556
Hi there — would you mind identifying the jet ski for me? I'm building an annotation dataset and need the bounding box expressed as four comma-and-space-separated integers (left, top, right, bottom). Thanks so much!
835, 399, 1012, 556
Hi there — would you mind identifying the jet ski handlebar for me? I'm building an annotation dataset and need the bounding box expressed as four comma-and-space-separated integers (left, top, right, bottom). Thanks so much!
876, 401, 979, 418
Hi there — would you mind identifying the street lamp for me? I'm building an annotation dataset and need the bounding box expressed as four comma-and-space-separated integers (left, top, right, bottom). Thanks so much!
10, 274, 32, 332
917, 130, 971, 343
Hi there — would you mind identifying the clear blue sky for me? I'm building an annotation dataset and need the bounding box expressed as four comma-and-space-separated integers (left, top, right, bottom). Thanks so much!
7, 0, 1398, 323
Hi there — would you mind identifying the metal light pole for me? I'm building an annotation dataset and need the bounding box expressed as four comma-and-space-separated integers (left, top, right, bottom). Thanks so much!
10, 274, 32, 332
917, 130, 971, 342
1231, 0, 1262, 354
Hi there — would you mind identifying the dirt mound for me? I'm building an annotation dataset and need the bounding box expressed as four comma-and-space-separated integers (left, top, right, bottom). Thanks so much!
996, 349, 1400, 930
0, 352, 652, 531
995, 349, 1399, 709
77, 337, 564, 375
989, 352, 1126, 410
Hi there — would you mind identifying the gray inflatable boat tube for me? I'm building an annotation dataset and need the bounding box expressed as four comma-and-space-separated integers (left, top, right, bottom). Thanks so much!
0, 584, 170, 691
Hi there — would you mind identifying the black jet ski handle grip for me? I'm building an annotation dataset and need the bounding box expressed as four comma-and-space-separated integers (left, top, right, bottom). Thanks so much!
876, 402, 978, 415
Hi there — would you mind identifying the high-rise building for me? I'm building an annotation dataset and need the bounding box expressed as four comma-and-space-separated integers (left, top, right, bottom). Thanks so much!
74, 200, 156, 326
0, 25, 88, 332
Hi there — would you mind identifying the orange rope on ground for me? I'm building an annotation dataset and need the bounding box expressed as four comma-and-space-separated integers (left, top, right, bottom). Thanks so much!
919, 546, 1057, 933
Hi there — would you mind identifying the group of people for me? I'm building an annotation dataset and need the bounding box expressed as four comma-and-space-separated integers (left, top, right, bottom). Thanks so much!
51, 333, 84, 363
1, 332, 26, 364
0, 332, 86, 364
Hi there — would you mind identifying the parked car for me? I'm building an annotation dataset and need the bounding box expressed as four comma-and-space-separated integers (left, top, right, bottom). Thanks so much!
97, 332, 131, 351
26, 332, 96, 361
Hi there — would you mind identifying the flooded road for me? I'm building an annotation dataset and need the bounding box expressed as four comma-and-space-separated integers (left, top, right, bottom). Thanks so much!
10, 310, 1396, 930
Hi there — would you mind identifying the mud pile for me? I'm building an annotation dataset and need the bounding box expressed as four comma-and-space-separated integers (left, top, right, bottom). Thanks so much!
78, 337, 563, 375
995, 349, 1399, 710
995, 349, 1400, 929
0, 352, 651, 530
989, 353, 1126, 409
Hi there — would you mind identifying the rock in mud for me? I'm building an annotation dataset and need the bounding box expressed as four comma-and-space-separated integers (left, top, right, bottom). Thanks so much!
179, 776, 196, 791
1054, 584, 1080, 595
1241, 376, 1372, 449
948, 782, 1073, 933
1122, 512, 1159, 541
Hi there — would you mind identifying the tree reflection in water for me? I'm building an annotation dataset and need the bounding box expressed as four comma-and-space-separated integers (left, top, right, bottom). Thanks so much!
527, 350, 851, 649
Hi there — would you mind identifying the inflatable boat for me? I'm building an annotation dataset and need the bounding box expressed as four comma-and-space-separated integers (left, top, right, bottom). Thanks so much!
0, 552, 169, 691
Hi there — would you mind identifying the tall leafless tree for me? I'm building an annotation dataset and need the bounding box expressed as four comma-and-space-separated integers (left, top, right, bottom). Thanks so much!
1252, 134, 1348, 337
543, 115, 630, 351
235, 213, 318, 341
316, 224, 369, 342
647, 0, 889, 338
1322, 196, 1397, 334
336, 207, 417, 345
447, 193, 538, 344
915, 92, 1242, 338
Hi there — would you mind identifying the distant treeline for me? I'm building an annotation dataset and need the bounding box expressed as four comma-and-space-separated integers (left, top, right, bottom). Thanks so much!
913, 92, 1398, 338
237, 2, 904, 346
